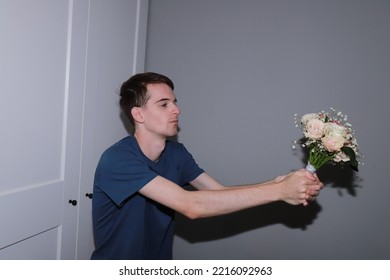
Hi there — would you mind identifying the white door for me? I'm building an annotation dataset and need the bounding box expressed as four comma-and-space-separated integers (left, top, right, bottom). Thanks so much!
0, 0, 148, 259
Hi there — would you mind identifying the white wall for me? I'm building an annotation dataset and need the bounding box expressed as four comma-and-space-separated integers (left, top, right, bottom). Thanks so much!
145, 0, 390, 259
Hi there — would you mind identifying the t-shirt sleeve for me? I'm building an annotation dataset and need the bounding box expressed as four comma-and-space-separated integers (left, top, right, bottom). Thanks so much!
178, 143, 204, 185
94, 147, 157, 207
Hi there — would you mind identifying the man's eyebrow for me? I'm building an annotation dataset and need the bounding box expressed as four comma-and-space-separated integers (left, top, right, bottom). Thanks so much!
154, 98, 177, 103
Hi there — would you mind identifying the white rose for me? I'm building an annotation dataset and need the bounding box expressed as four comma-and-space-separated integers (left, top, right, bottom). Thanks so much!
301, 113, 318, 125
334, 152, 350, 162
304, 118, 325, 139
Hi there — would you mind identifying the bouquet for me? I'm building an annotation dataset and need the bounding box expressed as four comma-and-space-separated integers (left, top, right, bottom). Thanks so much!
293, 108, 360, 174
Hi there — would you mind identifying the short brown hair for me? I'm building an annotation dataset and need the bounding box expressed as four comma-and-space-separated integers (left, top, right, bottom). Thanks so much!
119, 72, 175, 125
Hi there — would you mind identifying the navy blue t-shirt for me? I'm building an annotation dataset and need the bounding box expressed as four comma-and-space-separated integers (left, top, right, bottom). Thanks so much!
91, 136, 204, 260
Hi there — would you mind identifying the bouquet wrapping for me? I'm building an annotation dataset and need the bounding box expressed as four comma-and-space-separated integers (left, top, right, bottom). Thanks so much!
293, 108, 361, 174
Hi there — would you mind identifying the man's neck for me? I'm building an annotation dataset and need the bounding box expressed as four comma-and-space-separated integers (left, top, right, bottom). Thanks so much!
134, 131, 166, 162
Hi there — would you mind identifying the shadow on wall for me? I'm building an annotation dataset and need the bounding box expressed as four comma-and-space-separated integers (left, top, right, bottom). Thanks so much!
174, 200, 322, 243
317, 164, 363, 196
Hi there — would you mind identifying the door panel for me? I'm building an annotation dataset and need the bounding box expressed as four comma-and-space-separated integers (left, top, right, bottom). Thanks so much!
0, 227, 60, 260
0, 0, 68, 191
0, 182, 63, 252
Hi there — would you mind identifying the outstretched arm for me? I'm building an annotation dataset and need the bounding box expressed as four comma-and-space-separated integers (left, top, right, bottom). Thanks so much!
138, 169, 322, 219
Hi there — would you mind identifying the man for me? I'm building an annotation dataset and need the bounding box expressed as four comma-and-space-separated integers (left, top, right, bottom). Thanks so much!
91, 72, 323, 260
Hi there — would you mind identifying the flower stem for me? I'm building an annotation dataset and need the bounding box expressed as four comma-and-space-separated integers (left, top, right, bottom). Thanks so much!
309, 144, 335, 170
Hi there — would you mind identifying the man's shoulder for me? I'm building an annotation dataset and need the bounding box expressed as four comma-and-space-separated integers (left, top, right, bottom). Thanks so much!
105, 136, 135, 151
100, 136, 138, 161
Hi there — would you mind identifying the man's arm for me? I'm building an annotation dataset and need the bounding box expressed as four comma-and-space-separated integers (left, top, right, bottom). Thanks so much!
189, 172, 281, 191
190, 172, 322, 201
138, 169, 322, 219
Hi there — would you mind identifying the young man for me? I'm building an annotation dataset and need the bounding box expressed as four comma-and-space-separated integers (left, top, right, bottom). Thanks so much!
91, 72, 323, 260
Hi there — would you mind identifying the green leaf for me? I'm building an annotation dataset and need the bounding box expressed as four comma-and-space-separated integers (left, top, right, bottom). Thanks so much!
341, 146, 359, 172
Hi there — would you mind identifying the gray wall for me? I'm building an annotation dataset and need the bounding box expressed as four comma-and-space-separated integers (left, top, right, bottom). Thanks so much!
145, 0, 390, 259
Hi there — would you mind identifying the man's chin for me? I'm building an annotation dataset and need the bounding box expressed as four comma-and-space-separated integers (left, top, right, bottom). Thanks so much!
166, 127, 180, 138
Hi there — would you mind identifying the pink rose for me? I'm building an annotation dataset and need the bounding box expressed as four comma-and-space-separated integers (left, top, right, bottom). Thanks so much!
322, 123, 346, 152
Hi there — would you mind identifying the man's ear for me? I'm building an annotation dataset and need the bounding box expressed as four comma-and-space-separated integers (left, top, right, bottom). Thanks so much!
131, 107, 144, 124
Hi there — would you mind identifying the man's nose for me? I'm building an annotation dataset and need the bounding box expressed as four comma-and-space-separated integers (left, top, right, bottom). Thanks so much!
172, 103, 181, 115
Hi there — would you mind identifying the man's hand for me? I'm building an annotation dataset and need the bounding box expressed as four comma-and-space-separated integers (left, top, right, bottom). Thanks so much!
304, 172, 324, 205
278, 169, 323, 206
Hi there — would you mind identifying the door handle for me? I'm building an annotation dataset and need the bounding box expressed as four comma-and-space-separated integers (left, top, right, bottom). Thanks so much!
68, 199, 77, 206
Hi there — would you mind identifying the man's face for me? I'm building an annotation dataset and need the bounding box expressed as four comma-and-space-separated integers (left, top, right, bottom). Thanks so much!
137, 83, 181, 138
